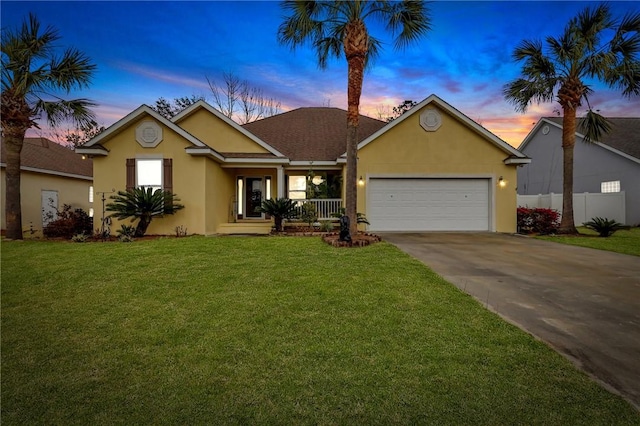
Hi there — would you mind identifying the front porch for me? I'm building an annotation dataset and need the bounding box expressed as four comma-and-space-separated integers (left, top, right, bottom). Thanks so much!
216, 199, 343, 235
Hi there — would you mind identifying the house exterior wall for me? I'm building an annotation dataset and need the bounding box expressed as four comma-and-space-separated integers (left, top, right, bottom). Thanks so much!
176, 108, 270, 154
357, 104, 519, 233
92, 114, 209, 235
1, 168, 92, 235
518, 124, 640, 225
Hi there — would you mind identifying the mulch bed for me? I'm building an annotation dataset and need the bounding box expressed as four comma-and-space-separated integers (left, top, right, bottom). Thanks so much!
321, 232, 382, 248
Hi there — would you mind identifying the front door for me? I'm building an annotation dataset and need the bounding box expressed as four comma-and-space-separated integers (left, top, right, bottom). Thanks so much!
245, 177, 263, 218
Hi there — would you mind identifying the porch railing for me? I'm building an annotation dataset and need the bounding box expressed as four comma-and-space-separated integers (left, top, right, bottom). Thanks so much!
294, 199, 342, 220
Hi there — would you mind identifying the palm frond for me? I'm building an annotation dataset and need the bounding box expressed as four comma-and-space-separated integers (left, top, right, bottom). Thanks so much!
47, 48, 96, 92
579, 109, 611, 143
383, 0, 432, 50
32, 97, 97, 128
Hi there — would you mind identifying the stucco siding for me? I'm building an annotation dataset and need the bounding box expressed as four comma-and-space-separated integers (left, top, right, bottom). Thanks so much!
205, 164, 235, 235
357, 105, 518, 233
177, 108, 270, 154
1, 169, 92, 235
92, 114, 207, 235
519, 125, 640, 225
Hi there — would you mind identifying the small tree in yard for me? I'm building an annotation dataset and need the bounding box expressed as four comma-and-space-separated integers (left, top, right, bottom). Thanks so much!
106, 188, 184, 237
258, 198, 298, 232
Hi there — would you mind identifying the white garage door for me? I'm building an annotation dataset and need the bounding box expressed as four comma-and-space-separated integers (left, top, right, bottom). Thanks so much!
368, 178, 490, 231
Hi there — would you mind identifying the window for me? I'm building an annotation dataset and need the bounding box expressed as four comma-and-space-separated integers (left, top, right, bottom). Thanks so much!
288, 175, 307, 200
89, 186, 94, 203
265, 176, 272, 200
137, 159, 163, 191
601, 180, 620, 193
126, 158, 173, 193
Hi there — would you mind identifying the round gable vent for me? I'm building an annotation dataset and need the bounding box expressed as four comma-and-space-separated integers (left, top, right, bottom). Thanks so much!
420, 108, 442, 132
136, 121, 163, 148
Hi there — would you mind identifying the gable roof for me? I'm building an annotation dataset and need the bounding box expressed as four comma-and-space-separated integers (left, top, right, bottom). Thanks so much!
242, 107, 386, 163
76, 104, 226, 161
355, 94, 530, 164
172, 100, 286, 158
1, 137, 92, 180
519, 117, 640, 165
542, 117, 640, 160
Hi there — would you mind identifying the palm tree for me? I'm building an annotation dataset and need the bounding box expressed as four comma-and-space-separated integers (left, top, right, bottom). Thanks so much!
504, 4, 640, 234
1, 13, 96, 239
258, 197, 299, 232
106, 188, 184, 237
278, 0, 431, 235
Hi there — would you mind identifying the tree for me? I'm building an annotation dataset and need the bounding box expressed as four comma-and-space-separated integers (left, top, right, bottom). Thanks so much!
382, 99, 417, 122
206, 71, 281, 124
1, 13, 96, 239
64, 120, 106, 148
504, 4, 640, 234
106, 187, 184, 237
151, 95, 205, 119
278, 0, 432, 235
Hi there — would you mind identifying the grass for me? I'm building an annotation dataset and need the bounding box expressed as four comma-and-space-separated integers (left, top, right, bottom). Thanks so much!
536, 226, 640, 256
2, 237, 638, 425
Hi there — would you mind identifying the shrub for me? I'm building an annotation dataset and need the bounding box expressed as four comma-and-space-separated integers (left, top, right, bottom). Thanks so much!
116, 224, 136, 238
300, 202, 318, 227
517, 207, 560, 235
330, 208, 370, 225
43, 204, 93, 239
71, 233, 89, 243
583, 217, 628, 237
107, 188, 184, 237
319, 220, 334, 232
258, 198, 298, 232
175, 225, 188, 237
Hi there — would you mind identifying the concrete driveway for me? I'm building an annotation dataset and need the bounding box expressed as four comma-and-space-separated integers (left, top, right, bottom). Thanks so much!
380, 232, 640, 410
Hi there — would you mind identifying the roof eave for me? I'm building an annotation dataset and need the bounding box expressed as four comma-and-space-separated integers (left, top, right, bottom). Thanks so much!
75, 147, 109, 156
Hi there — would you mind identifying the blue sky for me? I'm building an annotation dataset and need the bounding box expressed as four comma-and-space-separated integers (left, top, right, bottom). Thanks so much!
2, 1, 639, 146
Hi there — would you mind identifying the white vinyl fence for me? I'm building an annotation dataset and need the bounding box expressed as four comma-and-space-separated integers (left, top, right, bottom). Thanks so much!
517, 192, 626, 225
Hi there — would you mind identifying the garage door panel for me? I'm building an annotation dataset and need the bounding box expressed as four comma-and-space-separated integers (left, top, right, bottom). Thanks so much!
369, 178, 490, 231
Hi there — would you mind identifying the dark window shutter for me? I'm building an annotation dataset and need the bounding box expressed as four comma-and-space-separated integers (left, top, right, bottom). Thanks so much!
126, 158, 135, 191
163, 159, 173, 193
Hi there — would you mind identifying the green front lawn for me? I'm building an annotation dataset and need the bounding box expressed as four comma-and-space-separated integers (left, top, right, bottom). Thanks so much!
537, 227, 640, 256
2, 237, 638, 424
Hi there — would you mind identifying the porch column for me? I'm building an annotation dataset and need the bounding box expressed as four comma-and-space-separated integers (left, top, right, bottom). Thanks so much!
277, 166, 285, 198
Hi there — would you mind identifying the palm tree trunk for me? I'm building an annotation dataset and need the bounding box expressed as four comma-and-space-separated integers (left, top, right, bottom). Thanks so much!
135, 215, 152, 237
3, 129, 26, 240
559, 109, 578, 234
344, 19, 367, 237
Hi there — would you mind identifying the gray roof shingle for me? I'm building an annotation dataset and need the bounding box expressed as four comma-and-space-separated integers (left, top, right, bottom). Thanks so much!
545, 117, 640, 160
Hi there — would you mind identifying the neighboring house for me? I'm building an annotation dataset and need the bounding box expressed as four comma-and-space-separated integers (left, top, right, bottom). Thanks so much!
76, 94, 529, 235
1, 137, 93, 235
518, 117, 640, 225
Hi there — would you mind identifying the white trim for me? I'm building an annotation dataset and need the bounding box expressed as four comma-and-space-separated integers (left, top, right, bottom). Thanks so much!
172, 100, 286, 158
75, 147, 108, 156
504, 157, 531, 165
79, 104, 211, 150
223, 157, 289, 165
183, 147, 225, 162
0, 163, 92, 181
288, 161, 340, 168
350, 94, 528, 162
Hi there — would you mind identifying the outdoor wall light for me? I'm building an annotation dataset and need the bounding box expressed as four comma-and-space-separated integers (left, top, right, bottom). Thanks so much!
498, 176, 507, 188
358, 176, 365, 186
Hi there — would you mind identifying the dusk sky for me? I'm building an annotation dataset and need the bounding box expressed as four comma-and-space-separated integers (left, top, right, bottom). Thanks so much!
2, 1, 639, 146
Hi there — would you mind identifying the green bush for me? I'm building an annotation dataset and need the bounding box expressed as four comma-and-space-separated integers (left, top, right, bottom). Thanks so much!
258, 198, 298, 232
300, 202, 318, 227
583, 217, 628, 237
